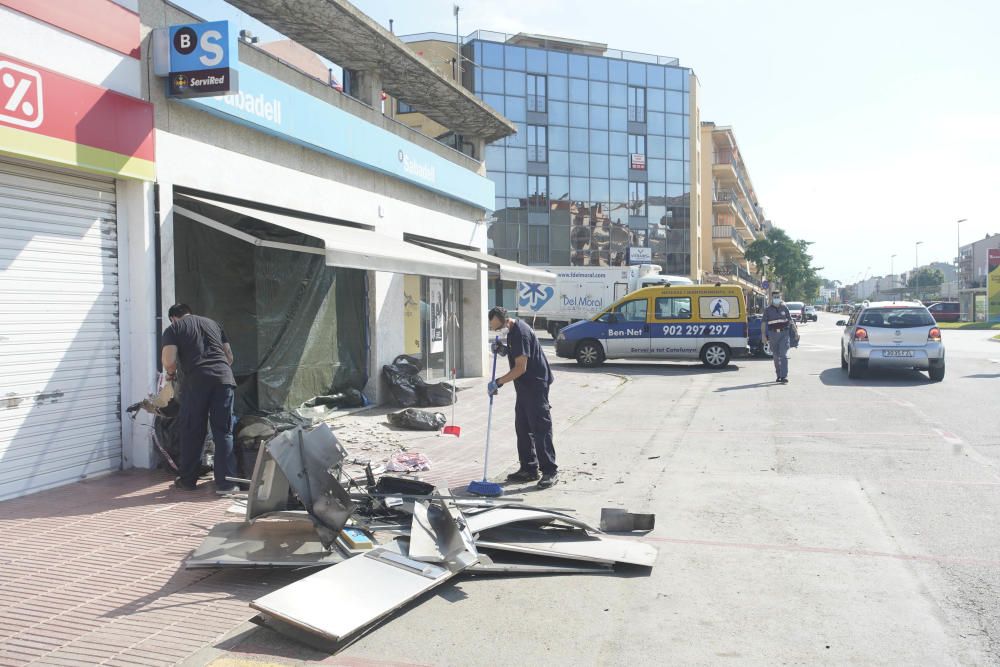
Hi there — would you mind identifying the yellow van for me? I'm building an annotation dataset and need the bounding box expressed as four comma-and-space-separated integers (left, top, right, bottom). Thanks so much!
554, 284, 748, 368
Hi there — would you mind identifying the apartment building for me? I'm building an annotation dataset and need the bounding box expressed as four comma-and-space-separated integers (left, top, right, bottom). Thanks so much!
699, 123, 767, 305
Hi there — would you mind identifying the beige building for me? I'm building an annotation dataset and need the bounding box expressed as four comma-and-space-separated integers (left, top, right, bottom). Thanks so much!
699, 122, 767, 304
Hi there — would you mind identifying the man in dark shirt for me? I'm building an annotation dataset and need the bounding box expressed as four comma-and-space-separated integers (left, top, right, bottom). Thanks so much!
161, 304, 238, 493
486, 306, 558, 489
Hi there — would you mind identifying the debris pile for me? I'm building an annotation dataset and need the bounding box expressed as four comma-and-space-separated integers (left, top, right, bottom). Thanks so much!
187, 423, 657, 652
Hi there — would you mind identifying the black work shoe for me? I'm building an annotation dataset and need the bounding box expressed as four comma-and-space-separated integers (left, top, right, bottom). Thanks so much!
537, 472, 559, 489
780, 377, 789, 384
506, 468, 540, 483
173, 477, 197, 491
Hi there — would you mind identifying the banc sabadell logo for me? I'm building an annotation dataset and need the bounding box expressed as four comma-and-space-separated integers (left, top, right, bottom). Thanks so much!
519, 282, 555, 311
397, 150, 436, 183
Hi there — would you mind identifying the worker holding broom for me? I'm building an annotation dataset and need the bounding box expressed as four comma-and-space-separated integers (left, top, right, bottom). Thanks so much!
486, 306, 558, 489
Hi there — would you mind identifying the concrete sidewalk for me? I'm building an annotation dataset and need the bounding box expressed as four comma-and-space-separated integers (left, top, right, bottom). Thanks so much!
0, 364, 621, 666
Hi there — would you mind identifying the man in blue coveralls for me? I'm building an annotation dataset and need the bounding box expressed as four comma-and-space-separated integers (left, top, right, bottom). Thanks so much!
763, 291, 794, 384
486, 306, 558, 489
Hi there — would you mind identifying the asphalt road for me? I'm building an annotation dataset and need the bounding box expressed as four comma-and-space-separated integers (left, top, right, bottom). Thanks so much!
232, 314, 1000, 666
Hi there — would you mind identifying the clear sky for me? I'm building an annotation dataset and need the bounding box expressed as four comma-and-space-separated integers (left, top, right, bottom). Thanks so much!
179, 0, 1000, 284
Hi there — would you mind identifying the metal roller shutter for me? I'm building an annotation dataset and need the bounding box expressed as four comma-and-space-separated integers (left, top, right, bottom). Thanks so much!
0, 157, 122, 500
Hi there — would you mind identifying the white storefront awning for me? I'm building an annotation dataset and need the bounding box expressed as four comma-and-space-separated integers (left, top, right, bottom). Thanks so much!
410, 240, 556, 285
174, 195, 478, 280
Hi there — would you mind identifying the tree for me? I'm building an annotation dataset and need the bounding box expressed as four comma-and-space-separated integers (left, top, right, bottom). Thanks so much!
745, 226, 823, 302
907, 267, 944, 297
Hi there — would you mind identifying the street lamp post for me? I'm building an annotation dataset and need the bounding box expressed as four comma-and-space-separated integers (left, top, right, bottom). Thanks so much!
956, 218, 967, 298
890, 254, 897, 295
915, 241, 924, 302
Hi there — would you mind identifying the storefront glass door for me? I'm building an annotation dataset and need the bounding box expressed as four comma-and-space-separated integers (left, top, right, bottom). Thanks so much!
403, 275, 463, 380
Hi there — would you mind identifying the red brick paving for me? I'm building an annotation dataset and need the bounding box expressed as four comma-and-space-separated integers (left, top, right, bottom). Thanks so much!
0, 367, 621, 665
0, 471, 302, 666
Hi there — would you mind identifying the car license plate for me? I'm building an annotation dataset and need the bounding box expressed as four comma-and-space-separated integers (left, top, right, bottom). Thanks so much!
883, 350, 914, 358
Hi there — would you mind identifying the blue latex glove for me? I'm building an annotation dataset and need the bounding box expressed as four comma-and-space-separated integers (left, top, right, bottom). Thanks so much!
491, 341, 508, 357
487, 380, 500, 396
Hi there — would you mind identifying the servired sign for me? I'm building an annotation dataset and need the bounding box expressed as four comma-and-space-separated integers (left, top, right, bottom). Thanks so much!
167, 21, 236, 98
0, 53, 154, 180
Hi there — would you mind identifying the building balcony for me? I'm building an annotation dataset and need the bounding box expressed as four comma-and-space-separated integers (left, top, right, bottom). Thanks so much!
713, 190, 756, 240
712, 225, 746, 253
712, 262, 763, 289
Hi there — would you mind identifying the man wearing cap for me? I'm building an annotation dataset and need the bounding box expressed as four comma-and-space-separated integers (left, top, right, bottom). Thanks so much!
486, 306, 558, 489
763, 291, 794, 384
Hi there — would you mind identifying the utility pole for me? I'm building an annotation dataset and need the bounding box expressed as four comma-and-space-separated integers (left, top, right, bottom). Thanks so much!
915, 241, 924, 303
890, 254, 897, 300
453, 5, 461, 82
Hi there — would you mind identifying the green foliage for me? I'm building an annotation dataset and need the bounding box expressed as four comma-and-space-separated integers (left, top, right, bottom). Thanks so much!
745, 227, 823, 301
906, 267, 945, 295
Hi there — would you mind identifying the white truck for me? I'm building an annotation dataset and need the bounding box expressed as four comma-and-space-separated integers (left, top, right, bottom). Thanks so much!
516, 264, 693, 336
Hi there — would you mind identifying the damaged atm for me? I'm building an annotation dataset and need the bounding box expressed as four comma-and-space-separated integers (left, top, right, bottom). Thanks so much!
186, 421, 658, 652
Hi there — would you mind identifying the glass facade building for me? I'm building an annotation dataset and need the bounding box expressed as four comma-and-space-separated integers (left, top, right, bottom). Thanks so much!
463, 34, 695, 275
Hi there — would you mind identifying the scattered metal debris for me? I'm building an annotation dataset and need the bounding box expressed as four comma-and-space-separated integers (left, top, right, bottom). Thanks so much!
185, 422, 657, 652
599, 508, 656, 532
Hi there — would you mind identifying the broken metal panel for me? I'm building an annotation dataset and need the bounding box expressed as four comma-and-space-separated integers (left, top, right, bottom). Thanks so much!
465, 507, 601, 536
600, 509, 656, 532
407, 493, 478, 569
185, 520, 345, 569
469, 552, 614, 576
251, 547, 460, 643
476, 526, 658, 567
407, 501, 448, 563
266, 424, 356, 540
246, 443, 292, 521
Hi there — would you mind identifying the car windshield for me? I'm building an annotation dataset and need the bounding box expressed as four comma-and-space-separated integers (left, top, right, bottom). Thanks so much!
858, 307, 935, 328
786, 302, 804, 310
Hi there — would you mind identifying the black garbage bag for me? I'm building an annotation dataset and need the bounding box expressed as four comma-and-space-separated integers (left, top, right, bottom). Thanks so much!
387, 408, 447, 431
300, 389, 366, 410
419, 381, 455, 407
382, 354, 424, 407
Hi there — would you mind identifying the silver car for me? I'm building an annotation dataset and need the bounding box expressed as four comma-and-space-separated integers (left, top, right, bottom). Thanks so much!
837, 301, 945, 381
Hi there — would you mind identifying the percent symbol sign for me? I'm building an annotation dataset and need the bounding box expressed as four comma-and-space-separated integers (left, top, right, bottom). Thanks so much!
3, 72, 34, 116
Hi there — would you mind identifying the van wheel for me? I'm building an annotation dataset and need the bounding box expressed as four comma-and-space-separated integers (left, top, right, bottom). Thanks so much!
701, 343, 730, 368
575, 340, 605, 367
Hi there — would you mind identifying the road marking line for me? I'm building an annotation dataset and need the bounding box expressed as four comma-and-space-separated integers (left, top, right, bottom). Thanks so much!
931, 427, 1000, 481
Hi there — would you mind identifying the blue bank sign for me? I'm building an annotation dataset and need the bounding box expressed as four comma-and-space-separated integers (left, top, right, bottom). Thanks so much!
167, 21, 236, 98
175, 31, 493, 210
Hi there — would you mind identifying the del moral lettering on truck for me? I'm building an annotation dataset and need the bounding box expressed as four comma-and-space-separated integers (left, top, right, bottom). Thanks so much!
561, 295, 604, 308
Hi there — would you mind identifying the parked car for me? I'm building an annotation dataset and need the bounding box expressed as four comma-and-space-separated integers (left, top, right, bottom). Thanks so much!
803, 305, 818, 322
926, 301, 960, 323
837, 301, 945, 381
748, 315, 772, 357
786, 301, 805, 322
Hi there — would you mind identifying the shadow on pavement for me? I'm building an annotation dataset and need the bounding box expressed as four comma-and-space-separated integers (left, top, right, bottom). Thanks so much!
963, 373, 1000, 379
818, 367, 932, 387
714, 381, 776, 392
